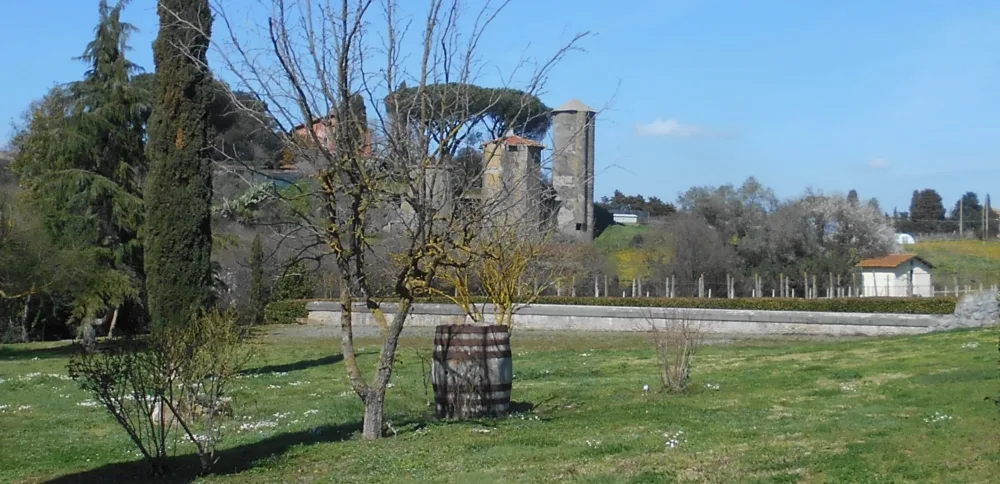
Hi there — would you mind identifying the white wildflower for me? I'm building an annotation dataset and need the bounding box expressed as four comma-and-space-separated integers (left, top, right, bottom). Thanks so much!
77, 400, 100, 408
961, 342, 980, 349
271, 371, 288, 377
17, 405, 31, 411
839, 383, 857, 392
267, 384, 281, 389
239, 420, 278, 431
663, 430, 686, 449
643, 384, 650, 393
924, 411, 954, 423
471, 428, 492, 434
705, 383, 720, 391
579, 353, 591, 357
304, 409, 319, 416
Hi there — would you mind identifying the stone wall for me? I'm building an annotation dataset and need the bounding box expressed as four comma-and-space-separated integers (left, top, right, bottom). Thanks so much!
306, 292, 998, 337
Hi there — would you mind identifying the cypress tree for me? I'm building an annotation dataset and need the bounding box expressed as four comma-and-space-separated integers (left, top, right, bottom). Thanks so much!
248, 234, 266, 325
144, 0, 215, 329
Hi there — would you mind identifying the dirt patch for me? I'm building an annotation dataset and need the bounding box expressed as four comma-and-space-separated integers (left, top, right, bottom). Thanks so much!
862, 372, 911, 385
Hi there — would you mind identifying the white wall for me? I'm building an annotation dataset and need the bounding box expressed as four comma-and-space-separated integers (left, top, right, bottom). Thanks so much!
861, 262, 933, 297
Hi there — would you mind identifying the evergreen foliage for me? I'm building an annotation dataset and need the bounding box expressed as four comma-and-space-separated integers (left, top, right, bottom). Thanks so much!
907, 189, 946, 233
10, 0, 148, 326
247, 234, 267, 324
145, 0, 215, 329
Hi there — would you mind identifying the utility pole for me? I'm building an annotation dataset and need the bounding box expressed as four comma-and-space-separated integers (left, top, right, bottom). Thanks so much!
959, 197, 963, 238
986, 194, 991, 240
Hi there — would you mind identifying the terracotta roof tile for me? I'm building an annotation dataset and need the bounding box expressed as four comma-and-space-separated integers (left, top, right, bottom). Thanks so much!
857, 253, 933, 269
482, 135, 545, 148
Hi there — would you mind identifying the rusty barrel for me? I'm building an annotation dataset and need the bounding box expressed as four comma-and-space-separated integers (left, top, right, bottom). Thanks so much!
432, 324, 512, 419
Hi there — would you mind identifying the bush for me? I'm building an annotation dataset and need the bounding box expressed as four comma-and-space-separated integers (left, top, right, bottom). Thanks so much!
417, 296, 958, 315
69, 308, 255, 475
263, 299, 309, 325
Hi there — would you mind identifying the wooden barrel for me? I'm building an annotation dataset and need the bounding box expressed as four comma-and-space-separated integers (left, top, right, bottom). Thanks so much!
432, 324, 512, 419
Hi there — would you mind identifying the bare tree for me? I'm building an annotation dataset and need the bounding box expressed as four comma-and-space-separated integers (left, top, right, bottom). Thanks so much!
192, 0, 588, 439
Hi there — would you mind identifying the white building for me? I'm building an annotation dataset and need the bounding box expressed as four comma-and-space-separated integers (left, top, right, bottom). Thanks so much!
857, 254, 934, 297
895, 233, 916, 245
612, 213, 639, 225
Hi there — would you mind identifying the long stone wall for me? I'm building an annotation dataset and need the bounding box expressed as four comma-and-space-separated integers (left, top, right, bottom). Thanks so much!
305, 291, 998, 337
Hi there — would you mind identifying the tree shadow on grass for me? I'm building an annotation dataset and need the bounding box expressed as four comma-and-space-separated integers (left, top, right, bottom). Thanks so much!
241, 353, 345, 375
44, 421, 364, 484
0, 342, 79, 361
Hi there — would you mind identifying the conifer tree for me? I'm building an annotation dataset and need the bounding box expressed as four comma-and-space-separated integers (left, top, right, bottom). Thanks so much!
144, 0, 215, 329
11, 0, 148, 331
248, 234, 267, 325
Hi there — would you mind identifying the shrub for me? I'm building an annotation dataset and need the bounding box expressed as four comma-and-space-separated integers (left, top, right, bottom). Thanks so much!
646, 317, 701, 393
272, 261, 315, 301
68, 308, 255, 475
263, 299, 309, 325
417, 296, 958, 314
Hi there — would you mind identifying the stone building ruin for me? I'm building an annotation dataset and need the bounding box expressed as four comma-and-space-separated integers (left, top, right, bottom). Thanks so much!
378, 98, 598, 239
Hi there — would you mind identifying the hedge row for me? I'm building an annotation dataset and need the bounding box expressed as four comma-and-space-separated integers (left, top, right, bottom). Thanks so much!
267, 296, 958, 321
263, 299, 309, 325
414, 296, 959, 315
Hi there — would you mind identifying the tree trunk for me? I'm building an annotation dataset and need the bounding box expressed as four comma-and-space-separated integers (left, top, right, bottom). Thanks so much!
361, 389, 385, 440
108, 306, 120, 338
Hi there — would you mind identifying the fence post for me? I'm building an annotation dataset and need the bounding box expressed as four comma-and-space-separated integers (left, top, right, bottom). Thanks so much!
594, 276, 599, 297
571, 276, 576, 297
604, 275, 608, 298
556, 280, 562, 297
698, 274, 705, 298
812, 274, 817, 300
637, 276, 643, 297
670, 275, 676, 298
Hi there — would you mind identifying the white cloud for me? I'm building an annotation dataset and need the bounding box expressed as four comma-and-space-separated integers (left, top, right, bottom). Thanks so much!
868, 157, 891, 169
635, 119, 727, 138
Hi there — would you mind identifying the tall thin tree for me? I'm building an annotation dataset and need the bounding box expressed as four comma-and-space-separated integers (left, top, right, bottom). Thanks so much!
145, 0, 215, 329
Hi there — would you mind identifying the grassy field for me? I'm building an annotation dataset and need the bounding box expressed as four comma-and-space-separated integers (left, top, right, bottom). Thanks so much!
1, 327, 998, 483
596, 224, 1000, 288
907, 240, 1000, 287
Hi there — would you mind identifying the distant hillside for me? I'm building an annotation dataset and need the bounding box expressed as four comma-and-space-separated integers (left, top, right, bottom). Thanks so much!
593, 224, 651, 280
906, 240, 1000, 287
595, 226, 1000, 288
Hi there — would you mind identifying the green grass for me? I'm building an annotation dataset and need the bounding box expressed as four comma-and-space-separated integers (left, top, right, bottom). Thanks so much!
594, 224, 649, 252
1, 327, 998, 483
908, 240, 1000, 287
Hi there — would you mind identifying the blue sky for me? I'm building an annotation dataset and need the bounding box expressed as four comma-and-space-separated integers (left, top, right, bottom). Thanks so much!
2, 0, 998, 213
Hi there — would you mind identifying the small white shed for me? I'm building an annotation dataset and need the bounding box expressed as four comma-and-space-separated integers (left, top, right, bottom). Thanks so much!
612, 213, 639, 225
857, 254, 934, 297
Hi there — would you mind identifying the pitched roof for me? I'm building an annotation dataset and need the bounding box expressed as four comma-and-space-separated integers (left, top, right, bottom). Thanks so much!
856, 253, 934, 269
482, 134, 545, 148
552, 98, 594, 113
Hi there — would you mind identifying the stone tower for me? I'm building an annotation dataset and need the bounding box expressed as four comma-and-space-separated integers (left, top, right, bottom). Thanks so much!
551, 99, 596, 240
481, 135, 544, 230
